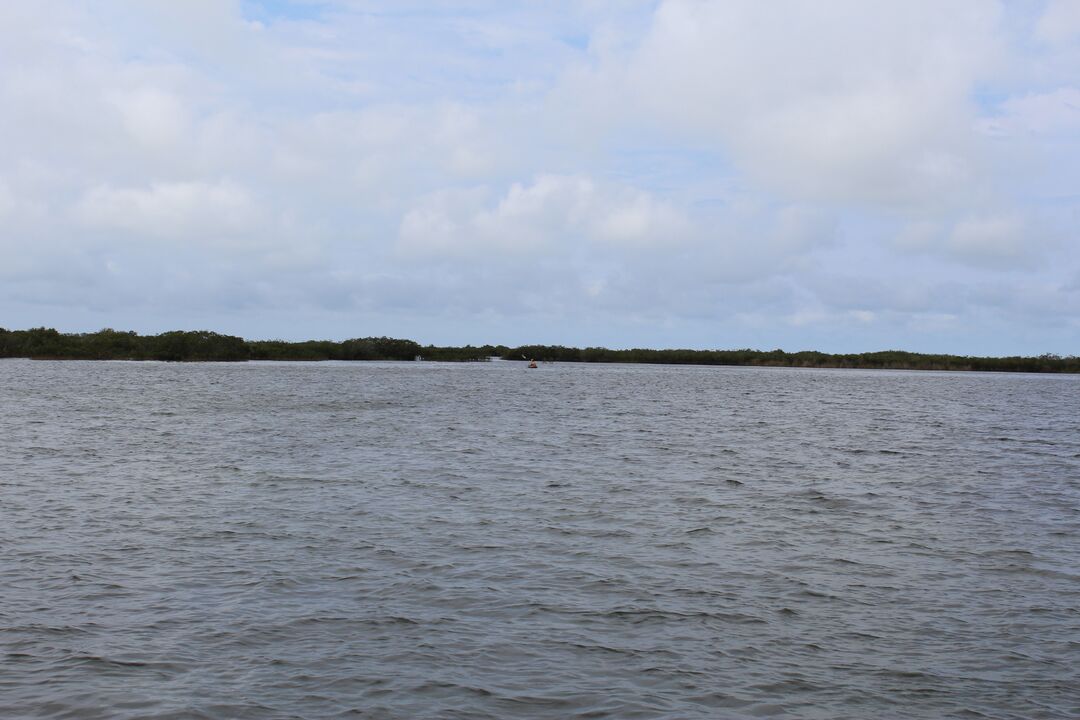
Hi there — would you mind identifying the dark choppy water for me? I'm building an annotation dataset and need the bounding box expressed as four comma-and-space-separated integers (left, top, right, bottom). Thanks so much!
2, 359, 1079, 719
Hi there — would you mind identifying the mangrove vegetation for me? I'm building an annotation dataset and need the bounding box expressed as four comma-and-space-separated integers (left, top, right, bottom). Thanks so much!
0, 326, 1077, 373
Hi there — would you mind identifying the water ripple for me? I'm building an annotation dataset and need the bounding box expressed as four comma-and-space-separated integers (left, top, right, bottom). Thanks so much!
2, 360, 1079, 718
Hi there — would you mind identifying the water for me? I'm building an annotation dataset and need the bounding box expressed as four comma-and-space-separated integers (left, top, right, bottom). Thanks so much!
2, 359, 1079, 719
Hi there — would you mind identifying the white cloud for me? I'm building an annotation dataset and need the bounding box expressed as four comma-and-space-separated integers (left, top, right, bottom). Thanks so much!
947, 214, 1030, 267
592, 190, 686, 243
1036, 0, 1080, 46
397, 186, 491, 256
892, 212, 1052, 270
398, 174, 691, 256
108, 87, 191, 149
561, 0, 1003, 206
75, 179, 258, 242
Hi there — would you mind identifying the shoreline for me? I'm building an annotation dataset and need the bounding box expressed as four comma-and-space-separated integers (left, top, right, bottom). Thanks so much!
5, 356, 1080, 375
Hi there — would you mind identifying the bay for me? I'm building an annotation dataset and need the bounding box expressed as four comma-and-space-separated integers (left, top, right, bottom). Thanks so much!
2, 359, 1079, 719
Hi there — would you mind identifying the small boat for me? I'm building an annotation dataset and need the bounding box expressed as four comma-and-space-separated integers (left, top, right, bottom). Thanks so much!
528, 359, 538, 369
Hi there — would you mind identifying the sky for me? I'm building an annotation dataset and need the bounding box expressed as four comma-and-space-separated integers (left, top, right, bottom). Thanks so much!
2, 0, 1079, 354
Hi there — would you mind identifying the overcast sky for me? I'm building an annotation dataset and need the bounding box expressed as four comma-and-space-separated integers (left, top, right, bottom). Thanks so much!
2, 1, 1079, 353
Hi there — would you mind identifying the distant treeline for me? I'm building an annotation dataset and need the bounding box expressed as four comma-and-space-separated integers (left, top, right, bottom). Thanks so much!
506, 345, 1080, 373
0, 327, 499, 363
1, 327, 1077, 373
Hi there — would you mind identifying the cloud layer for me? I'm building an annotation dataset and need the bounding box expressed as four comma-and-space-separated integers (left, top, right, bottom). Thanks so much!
1, 1, 1078, 353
